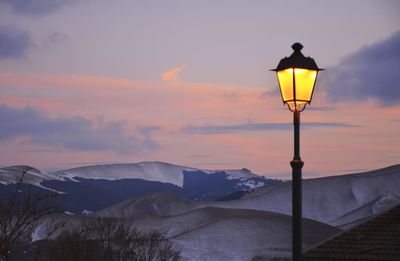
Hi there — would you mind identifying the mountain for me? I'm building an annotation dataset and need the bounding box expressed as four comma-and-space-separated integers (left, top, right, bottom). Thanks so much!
95, 164, 400, 229
0, 165, 64, 192
86, 164, 400, 260
126, 207, 340, 261
213, 164, 400, 227
54, 162, 190, 187
0, 161, 279, 214
31, 205, 341, 261
7, 163, 400, 261
94, 192, 202, 218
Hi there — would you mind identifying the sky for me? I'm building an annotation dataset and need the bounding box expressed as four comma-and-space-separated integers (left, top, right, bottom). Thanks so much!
0, 0, 399, 178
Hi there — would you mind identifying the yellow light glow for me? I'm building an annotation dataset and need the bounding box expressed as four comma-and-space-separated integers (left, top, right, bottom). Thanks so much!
294, 68, 317, 102
276, 68, 317, 112
277, 68, 294, 102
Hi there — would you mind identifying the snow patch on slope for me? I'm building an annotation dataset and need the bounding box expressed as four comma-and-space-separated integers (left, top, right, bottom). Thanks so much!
372, 194, 400, 214
214, 168, 255, 179
31, 221, 46, 242
238, 179, 265, 189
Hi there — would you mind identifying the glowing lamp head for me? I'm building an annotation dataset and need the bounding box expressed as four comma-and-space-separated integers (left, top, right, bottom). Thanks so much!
272, 43, 323, 112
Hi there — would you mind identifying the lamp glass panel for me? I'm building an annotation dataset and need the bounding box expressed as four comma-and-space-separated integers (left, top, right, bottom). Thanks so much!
277, 68, 294, 102
294, 68, 317, 102
287, 101, 307, 112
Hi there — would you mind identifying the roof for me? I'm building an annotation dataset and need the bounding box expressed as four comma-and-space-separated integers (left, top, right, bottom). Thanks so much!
303, 203, 400, 261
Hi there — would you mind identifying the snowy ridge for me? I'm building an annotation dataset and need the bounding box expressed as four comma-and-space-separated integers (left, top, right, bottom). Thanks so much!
1, 161, 264, 189
0, 165, 63, 192
54, 162, 192, 187
201, 167, 255, 179
54, 161, 262, 188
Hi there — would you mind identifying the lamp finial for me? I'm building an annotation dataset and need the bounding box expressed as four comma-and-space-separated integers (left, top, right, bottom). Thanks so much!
291, 42, 303, 52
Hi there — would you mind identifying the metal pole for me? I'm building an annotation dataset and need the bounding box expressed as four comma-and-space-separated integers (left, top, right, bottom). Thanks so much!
291, 111, 303, 261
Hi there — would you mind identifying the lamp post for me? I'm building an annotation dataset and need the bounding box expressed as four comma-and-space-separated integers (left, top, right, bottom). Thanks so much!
271, 43, 322, 261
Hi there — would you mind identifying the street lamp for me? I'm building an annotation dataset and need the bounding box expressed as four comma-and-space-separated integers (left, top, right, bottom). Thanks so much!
271, 43, 322, 261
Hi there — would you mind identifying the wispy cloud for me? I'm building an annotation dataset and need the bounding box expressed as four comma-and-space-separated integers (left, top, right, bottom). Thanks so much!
2, 0, 76, 15
259, 89, 280, 99
0, 25, 30, 59
137, 126, 162, 150
47, 32, 69, 44
306, 106, 335, 112
305, 122, 358, 128
162, 64, 188, 82
323, 31, 400, 106
182, 121, 357, 134
0, 104, 160, 154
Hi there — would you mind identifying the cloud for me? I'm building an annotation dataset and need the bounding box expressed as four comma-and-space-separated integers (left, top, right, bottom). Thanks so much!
223, 91, 241, 102
2, 0, 76, 15
162, 64, 187, 82
323, 31, 400, 106
0, 104, 160, 154
306, 106, 335, 112
182, 121, 356, 134
137, 126, 162, 150
259, 89, 280, 99
47, 32, 69, 44
0, 25, 30, 59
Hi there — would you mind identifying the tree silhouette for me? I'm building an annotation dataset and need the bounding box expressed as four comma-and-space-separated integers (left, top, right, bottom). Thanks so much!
0, 167, 59, 260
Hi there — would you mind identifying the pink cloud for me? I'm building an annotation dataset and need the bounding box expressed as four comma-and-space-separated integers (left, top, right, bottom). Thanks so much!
161, 64, 188, 82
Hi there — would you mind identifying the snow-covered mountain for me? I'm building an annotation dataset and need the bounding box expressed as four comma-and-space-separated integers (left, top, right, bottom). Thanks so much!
95, 164, 400, 228
29, 206, 341, 261
7, 163, 400, 261
0, 161, 269, 189
54, 162, 191, 186
215, 164, 400, 227
53, 161, 263, 188
87, 164, 400, 260
0, 165, 59, 186
53, 161, 261, 186
94, 192, 201, 218
0, 161, 279, 213
125, 207, 340, 261
0, 165, 64, 193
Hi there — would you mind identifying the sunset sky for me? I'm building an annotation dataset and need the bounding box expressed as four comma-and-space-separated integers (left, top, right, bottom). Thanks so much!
0, 0, 399, 178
